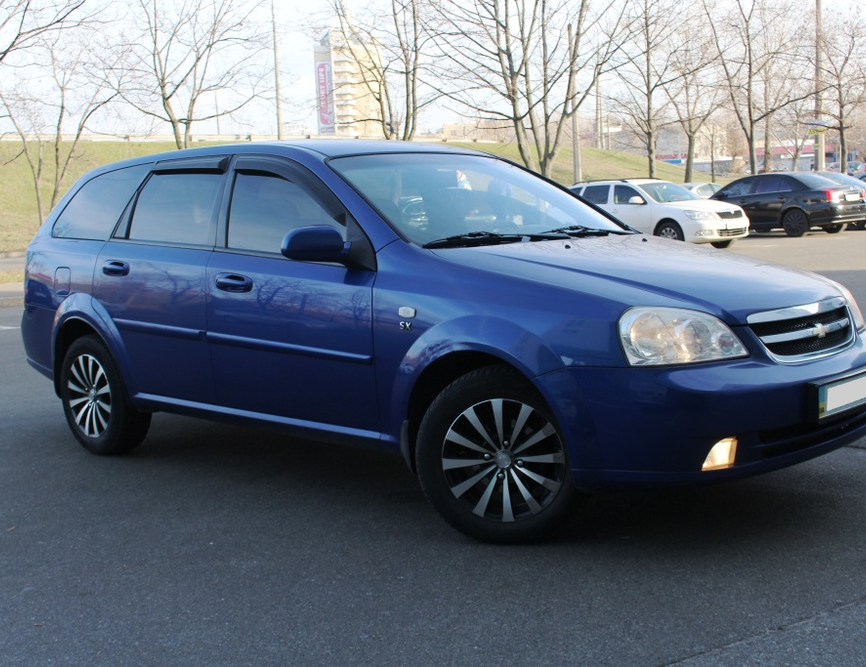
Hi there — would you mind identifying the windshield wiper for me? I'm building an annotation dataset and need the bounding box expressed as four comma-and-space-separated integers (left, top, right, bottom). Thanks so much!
543, 225, 616, 237
423, 230, 572, 249
423, 231, 524, 249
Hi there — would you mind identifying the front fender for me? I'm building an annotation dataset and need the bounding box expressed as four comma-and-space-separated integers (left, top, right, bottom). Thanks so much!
386, 315, 565, 436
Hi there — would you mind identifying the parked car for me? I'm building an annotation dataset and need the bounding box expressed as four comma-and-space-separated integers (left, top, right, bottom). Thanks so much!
815, 171, 866, 230
21, 141, 866, 543
711, 172, 866, 236
683, 182, 723, 198
570, 178, 748, 248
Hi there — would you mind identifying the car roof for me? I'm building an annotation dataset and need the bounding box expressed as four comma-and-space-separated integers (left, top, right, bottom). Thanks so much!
573, 178, 671, 187
72, 139, 492, 184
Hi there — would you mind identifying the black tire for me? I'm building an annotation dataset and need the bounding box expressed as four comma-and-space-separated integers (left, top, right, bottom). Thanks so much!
416, 366, 575, 543
711, 240, 734, 249
59, 336, 151, 455
782, 209, 809, 237
655, 221, 684, 241
823, 223, 844, 234
850, 220, 866, 230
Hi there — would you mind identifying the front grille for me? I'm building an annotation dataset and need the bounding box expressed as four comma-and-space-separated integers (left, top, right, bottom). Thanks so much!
718, 227, 747, 237
747, 297, 854, 361
717, 209, 744, 220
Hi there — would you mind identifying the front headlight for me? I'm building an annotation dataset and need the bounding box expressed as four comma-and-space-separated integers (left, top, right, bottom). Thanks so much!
619, 307, 748, 366
683, 210, 720, 221
830, 280, 866, 332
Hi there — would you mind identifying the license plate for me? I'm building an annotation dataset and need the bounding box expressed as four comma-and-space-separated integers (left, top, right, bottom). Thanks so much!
845, 192, 859, 201
815, 370, 866, 419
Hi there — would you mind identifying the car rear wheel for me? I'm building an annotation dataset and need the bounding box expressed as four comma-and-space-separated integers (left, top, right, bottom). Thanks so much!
823, 223, 844, 234
655, 221, 684, 241
60, 336, 151, 455
416, 366, 575, 543
782, 209, 809, 237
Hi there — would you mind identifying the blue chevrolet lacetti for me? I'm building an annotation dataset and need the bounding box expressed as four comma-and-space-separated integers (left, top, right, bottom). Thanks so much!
20, 141, 866, 542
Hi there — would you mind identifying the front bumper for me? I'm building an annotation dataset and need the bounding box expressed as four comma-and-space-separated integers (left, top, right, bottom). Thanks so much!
537, 337, 866, 488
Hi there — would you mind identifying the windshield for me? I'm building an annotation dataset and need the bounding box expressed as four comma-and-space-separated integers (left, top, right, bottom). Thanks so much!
635, 181, 699, 203
329, 153, 629, 246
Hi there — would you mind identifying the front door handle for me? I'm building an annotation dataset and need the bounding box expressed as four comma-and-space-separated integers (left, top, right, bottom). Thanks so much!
215, 273, 253, 293
102, 260, 130, 277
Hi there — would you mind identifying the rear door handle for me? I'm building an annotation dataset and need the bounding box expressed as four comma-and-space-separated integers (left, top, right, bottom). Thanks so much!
215, 273, 253, 293
102, 260, 130, 277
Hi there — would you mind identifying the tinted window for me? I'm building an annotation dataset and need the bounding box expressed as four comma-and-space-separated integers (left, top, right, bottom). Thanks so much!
754, 176, 791, 194
228, 172, 340, 253
614, 185, 644, 204
796, 173, 844, 189
720, 178, 753, 197
582, 185, 609, 204
127, 172, 222, 245
53, 164, 150, 240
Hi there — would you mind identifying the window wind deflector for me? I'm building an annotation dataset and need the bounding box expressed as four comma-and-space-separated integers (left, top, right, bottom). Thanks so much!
153, 155, 230, 174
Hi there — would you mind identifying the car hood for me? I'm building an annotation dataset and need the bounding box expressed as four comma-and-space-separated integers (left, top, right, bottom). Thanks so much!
434, 234, 842, 325
651, 198, 743, 214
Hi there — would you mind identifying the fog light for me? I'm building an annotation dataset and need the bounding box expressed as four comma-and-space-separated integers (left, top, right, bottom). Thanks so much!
702, 437, 738, 471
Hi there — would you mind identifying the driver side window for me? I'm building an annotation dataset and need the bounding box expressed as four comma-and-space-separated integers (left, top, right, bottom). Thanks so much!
614, 185, 644, 205
228, 172, 339, 253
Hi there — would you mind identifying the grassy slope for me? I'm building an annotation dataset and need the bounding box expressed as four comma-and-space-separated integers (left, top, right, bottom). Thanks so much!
0, 138, 705, 254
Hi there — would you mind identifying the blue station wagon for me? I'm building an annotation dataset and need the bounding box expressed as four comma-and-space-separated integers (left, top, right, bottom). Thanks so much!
21, 141, 866, 542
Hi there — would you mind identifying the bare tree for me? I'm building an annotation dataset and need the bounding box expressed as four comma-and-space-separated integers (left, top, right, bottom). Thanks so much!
609, 0, 707, 178
121, 0, 269, 149
0, 27, 118, 223
329, 0, 433, 140
428, 0, 625, 177
702, 0, 812, 175
0, 0, 87, 64
819, 5, 866, 170
660, 11, 723, 182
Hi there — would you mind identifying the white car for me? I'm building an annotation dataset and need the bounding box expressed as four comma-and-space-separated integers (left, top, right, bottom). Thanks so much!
570, 178, 749, 248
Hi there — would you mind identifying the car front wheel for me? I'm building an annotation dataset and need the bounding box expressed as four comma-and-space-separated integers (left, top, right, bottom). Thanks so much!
60, 336, 151, 455
655, 221, 684, 241
823, 223, 844, 234
416, 366, 575, 543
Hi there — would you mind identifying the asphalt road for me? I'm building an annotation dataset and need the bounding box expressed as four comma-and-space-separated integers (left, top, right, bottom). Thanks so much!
3, 231, 866, 666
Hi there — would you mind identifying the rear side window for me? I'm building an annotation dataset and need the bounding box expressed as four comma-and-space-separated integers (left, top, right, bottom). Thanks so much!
53, 164, 150, 240
582, 185, 609, 205
127, 172, 222, 246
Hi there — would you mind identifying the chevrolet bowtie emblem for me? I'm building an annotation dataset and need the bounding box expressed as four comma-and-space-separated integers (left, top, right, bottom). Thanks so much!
811, 322, 829, 339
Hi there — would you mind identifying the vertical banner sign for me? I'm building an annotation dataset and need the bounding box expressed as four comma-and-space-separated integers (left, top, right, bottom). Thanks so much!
314, 47, 335, 135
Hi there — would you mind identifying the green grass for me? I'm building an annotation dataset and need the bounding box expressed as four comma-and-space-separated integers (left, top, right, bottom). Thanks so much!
0, 270, 23, 284
0, 138, 721, 254
0, 140, 182, 253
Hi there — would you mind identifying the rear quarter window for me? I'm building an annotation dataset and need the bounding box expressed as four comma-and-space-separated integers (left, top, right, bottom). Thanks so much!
52, 164, 151, 240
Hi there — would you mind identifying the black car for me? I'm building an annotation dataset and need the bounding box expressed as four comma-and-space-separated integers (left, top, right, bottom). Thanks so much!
816, 171, 866, 230
711, 172, 866, 236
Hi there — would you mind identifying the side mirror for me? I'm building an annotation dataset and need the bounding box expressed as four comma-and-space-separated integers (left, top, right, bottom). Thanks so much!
714, 191, 727, 199
281, 225, 350, 263
628, 196, 646, 205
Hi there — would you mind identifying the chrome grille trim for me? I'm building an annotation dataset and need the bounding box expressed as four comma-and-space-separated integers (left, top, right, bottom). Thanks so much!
747, 297, 846, 324
747, 297, 855, 362
718, 227, 747, 237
